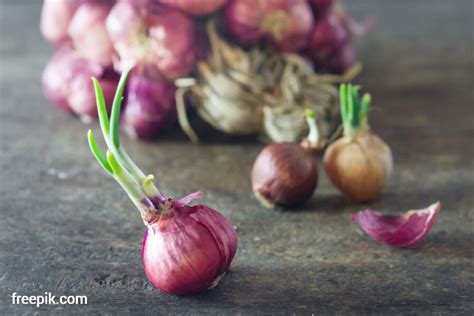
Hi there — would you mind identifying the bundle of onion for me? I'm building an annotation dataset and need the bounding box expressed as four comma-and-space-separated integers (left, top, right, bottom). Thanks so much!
176, 21, 360, 144
324, 84, 393, 201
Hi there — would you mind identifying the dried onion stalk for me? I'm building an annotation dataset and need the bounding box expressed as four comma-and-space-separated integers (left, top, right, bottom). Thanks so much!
176, 21, 361, 143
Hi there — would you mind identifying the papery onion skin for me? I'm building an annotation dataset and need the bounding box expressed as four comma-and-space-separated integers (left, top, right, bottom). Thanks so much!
106, 1, 199, 79
324, 129, 393, 201
224, 0, 314, 51
40, 0, 78, 46
121, 70, 177, 139
160, 0, 228, 16
352, 202, 441, 248
143, 201, 238, 295
42, 48, 118, 120
251, 143, 318, 208
68, 2, 115, 66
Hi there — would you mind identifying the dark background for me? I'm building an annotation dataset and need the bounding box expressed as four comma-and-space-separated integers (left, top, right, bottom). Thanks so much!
1, 0, 473, 314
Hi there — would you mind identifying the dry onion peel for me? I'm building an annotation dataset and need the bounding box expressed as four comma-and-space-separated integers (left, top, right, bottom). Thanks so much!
352, 202, 441, 248
176, 21, 360, 144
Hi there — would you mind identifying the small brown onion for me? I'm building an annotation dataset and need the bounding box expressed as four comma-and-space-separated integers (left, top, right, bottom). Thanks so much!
251, 110, 320, 208
324, 130, 392, 201
324, 84, 393, 201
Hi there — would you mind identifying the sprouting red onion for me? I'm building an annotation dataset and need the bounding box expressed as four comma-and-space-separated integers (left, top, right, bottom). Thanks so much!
160, 0, 228, 16
352, 202, 441, 248
42, 47, 118, 121
106, 1, 199, 79
88, 70, 238, 294
224, 0, 314, 51
40, 0, 78, 46
121, 70, 177, 139
68, 2, 115, 66
143, 193, 238, 294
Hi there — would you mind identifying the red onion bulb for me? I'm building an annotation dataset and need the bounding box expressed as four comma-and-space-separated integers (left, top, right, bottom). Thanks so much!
224, 0, 314, 51
306, 13, 357, 74
87, 70, 238, 294
42, 48, 118, 121
106, 1, 199, 79
121, 70, 177, 139
68, 2, 115, 66
40, 0, 77, 46
143, 196, 238, 294
160, 0, 228, 16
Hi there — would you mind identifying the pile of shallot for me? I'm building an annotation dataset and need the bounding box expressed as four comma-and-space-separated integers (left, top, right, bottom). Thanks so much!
41, 0, 367, 139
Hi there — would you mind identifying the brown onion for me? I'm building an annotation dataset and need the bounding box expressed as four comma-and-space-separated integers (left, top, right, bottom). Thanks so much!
251, 110, 320, 208
324, 84, 393, 201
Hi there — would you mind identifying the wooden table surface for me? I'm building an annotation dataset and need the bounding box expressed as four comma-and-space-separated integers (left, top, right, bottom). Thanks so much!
1, 1, 473, 314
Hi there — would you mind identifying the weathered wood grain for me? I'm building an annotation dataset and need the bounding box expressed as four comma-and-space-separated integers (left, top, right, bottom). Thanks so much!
0, 0, 473, 314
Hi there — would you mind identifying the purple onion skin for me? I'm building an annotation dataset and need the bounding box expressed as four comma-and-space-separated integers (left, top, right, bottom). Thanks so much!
223, 0, 264, 44
307, 14, 357, 74
40, 0, 78, 46
223, 0, 314, 51
106, 1, 199, 79
160, 0, 228, 16
42, 48, 118, 120
309, 0, 334, 16
142, 200, 238, 295
352, 202, 441, 248
121, 71, 177, 139
68, 2, 115, 66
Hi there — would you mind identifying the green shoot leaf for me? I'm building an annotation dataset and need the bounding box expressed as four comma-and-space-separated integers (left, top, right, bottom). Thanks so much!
92, 78, 110, 139
304, 108, 317, 120
87, 130, 113, 176
110, 67, 132, 148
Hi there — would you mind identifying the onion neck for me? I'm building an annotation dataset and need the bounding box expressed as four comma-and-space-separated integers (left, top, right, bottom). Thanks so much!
301, 109, 320, 150
339, 83, 371, 139
88, 66, 167, 225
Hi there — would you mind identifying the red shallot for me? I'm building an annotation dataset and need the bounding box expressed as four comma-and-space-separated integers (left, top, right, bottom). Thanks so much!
160, 0, 228, 16
121, 70, 177, 139
352, 202, 441, 248
106, 1, 199, 79
223, 0, 314, 51
68, 2, 115, 66
42, 47, 119, 121
87, 68, 238, 294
